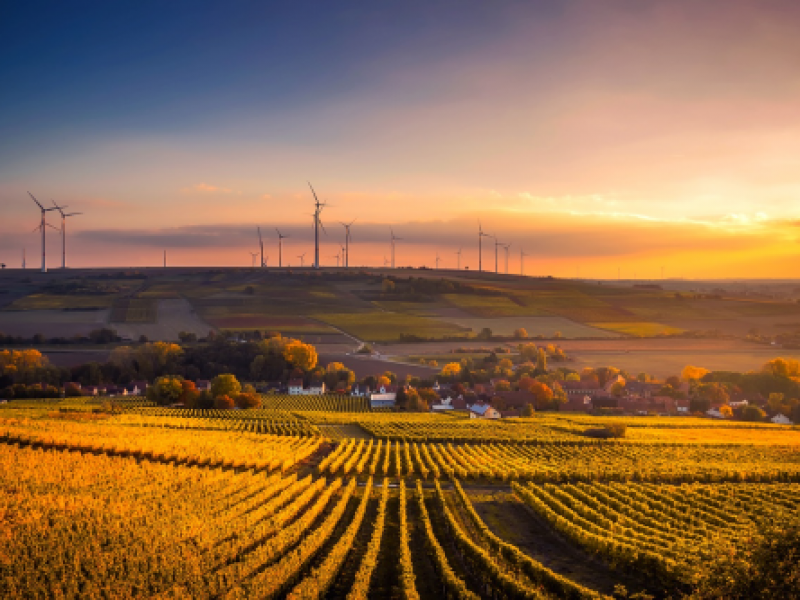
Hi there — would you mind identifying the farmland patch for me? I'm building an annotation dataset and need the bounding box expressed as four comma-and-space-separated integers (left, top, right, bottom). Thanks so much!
433, 314, 618, 338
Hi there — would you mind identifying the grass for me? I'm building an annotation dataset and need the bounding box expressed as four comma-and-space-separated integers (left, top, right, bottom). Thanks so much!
110, 299, 158, 323
441, 294, 550, 317
5, 294, 116, 310
431, 314, 617, 338
315, 311, 468, 342
589, 322, 684, 336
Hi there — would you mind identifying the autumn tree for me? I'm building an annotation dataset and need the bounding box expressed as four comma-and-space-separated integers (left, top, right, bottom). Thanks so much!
536, 347, 547, 372
494, 379, 511, 392
147, 375, 184, 406
513, 328, 528, 339
211, 373, 241, 399
283, 340, 318, 371
521, 403, 534, 417
440, 362, 462, 381
236, 392, 261, 409
742, 405, 766, 422
214, 394, 235, 409
529, 381, 554, 410
179, 380, 200, 407
682, 365, 710, 381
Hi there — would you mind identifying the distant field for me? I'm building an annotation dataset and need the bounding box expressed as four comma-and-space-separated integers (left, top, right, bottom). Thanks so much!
317, 311, 468, 342
441, 293, 549, 317
110, 298, 158, 323
432, 314, 617, 338
0, 309, 109, 338
5, 293, 116, 310
589, 322, 684, 336
567, 349, 800, 378
205, 315, 338, 333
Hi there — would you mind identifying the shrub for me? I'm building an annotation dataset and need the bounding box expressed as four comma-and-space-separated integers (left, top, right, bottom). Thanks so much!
214, 394, 235, 409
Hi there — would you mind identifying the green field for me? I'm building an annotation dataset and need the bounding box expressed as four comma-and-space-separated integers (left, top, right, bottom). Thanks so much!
317, 311, 469, 341
589, 321, 684, 336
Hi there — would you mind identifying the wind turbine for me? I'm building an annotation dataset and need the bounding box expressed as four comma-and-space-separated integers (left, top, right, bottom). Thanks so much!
28, 193, 61, 273
478, 221, 491, 272
383, 256, 390, 267
340, 218, 356, 268
332, 251, 341, 267
275, 228, 288, 268
298, 252, 306, 268
435, 252, 441, 270
308, 182, 328, 269
502, 243, 511, 274
22, 249, 26, 269
249, 252, 259, 268
520, 248, 529, 276
390, 228, 402, 269
455, 248, 462, 270
52, 200, 82, 269
493, 236, 503, 274
257, 227, 265, 267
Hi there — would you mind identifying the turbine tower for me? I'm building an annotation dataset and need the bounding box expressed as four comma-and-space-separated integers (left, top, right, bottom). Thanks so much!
257, 227, 265, 267
28, 192, 61, 273
502, 243, 511, 274
307, 182, 327, 269
435, 252, 441, 270
22, 249, 26, 269
332, 251, 340, 267
52, 200, 82, 269
390, 228, 402, 269
478, 221, 491, 272
493, 236, 503, 274
275, 228, 288, 268
520, 248, 529, 276
298, 253, 306, 268
249, 252, 259, 268
340, 219, 356, 268
455, 248, 462, 270
383, 256, 389, 267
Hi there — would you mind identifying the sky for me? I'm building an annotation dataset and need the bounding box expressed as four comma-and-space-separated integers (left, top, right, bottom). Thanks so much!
1, 0, 799, 277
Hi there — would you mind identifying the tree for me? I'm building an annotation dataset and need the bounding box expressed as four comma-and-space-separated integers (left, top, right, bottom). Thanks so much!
179, 380, 199, 407
742, 405, 766, 422
529, 381, 554, 410
210, 373, 241, 399
566, 372, 581, 382
521, 403, 534, 417
698, 382, 729, 406
214, 394, 235, 409
494, 380, 511, 392
236, 392, 261, 409
513, 328, 528, 339
283, 340, 318, 371
682, 365, 710, 381
552, 384, 568, 409
719, 405, 733, 418
147, 375, 184, 406
440, 362, 462, 381
381, 279, 395, 293
477, 327, 493, 340
519, 343, 538, 361
536, 348, 547, 372
610, 381, 626, 397
406, 389, 428, 412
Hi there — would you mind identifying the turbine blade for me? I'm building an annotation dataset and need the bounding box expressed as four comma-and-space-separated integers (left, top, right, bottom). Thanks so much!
28, 192, 44, 210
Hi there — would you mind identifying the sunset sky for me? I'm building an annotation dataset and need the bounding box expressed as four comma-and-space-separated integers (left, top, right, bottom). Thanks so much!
1, 0, 799, 277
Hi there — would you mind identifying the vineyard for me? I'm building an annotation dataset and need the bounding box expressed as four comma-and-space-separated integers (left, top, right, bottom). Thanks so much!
1, 403, 799, 598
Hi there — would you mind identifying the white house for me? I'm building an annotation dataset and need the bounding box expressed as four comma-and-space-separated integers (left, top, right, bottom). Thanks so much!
468, 403, 501, 419
772, 413, 793, 425
370, 385, 397, 409
706, 407, 728, 419
288, 379, 326, 395
350, 384, 370, 398
431, 396, 455, 411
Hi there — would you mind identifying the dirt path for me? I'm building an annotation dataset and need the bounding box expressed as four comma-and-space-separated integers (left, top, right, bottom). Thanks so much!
469, 489, 657, 597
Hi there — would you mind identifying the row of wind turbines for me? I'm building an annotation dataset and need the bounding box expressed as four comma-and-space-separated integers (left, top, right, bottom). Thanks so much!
249, 183, 530, 275
27, 192, 82, 272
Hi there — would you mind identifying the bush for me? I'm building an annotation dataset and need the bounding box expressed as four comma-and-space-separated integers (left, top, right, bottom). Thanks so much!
741, 405, 766, 422
235, 392, 261, 409
583, 423, 627, 439
214, 394, 235, 409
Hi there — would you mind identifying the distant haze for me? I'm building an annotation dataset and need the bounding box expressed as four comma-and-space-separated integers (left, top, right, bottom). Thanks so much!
1, 1, 799, 277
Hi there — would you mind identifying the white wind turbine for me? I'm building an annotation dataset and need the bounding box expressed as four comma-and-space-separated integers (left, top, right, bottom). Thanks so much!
52, 200, 82, 269
28, 192, 61, 273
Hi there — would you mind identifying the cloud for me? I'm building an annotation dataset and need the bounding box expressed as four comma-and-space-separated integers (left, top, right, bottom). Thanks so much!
182, 183, 234, 194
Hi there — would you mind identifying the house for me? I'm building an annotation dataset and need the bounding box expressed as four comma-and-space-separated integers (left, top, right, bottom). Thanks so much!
603, 374, 626, 393
196, 380, 212, 392
675, 399, 690, 414
772, 413, 793, 425
127, 381, 148, 396
706, 407, 728, 419
493, 391, 536, 409
563, 394, 593, 412
468, 402, 501, 419
451, 396, 467, 410
562, 379, 602, 397
370, 385, 397, 409
82, 385, 105, 396
288, 379, 305, 395
350, 384, 370, 398
307, 380, 326, 395
431, 396, 455, 411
